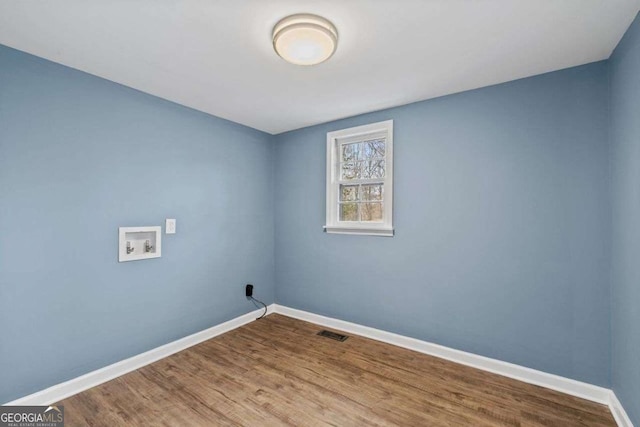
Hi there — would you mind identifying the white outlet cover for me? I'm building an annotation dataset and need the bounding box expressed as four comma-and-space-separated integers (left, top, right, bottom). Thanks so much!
166, 218, 176, 234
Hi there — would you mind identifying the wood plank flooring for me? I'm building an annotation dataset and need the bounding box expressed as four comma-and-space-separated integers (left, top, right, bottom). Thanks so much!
58, 314, 616, 426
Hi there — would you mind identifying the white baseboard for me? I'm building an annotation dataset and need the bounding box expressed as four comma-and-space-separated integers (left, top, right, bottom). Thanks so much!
4, 305, 275, 406
609, 391, 635, 427
273, 305, 612, 405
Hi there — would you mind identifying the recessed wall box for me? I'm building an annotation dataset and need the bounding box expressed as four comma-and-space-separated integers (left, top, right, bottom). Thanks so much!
118, 226, 162, 262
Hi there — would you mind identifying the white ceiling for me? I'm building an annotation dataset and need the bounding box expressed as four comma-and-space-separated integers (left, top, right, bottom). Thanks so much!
1, 1, 638, 134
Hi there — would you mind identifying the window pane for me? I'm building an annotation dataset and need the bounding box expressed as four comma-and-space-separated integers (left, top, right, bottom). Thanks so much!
340, 161, 359, 180
360, 202, 383, 222
339, 203, 358, 221
362, 139, 385, 159
340, 185, 359, 201
362, 160, 385, 179
341, 143, 361, 162
361, 184, 383, 201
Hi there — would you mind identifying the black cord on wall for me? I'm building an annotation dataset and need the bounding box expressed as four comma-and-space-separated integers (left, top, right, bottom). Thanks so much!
250, 296, 268, 320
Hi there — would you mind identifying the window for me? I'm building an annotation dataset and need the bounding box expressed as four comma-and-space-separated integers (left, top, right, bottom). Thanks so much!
324, 120, 393, 236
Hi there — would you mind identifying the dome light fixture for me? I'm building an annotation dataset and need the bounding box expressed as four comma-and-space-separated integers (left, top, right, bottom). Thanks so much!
272, 14, 338, 66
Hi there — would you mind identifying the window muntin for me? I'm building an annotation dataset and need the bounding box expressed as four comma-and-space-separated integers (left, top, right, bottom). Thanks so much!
339, 183, 384, 222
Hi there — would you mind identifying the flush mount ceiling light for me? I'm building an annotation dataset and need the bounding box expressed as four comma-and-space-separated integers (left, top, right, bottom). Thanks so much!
272, 14, 338, 66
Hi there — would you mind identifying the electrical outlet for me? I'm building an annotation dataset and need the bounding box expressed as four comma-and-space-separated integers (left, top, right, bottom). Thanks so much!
166, 218, 176, 234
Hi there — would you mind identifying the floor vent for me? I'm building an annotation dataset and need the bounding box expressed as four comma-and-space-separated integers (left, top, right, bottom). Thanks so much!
317, 330, 348, 342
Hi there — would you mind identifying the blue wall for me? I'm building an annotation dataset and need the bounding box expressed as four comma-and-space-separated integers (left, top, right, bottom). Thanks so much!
610, 13, 640, 426
274, 63, 612, 387
2, 35, 631, 406
0, 45, 275, 403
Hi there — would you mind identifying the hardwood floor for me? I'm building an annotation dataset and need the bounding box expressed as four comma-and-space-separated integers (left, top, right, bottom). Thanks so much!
59, 314, 616, 426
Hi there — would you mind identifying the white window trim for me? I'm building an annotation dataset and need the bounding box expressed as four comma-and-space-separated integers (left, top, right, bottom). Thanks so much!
324, 120, 394, 237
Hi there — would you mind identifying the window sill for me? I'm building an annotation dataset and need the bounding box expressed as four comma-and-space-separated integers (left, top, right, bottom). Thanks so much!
323, 225, 394, 237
